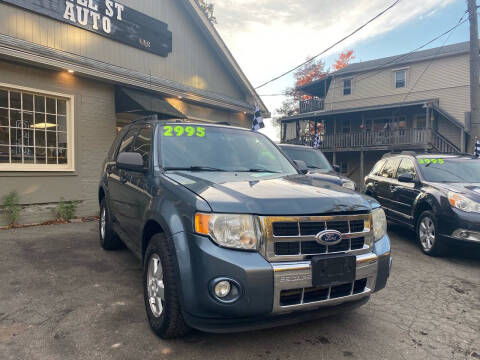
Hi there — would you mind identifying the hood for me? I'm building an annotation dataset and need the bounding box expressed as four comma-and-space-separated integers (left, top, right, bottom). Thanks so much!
166, 171, 375, 215
429, 182, 480, 202
306, 171, 352, 186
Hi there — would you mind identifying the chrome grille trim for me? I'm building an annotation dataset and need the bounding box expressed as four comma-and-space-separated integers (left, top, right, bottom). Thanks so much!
258, 214, 373, 262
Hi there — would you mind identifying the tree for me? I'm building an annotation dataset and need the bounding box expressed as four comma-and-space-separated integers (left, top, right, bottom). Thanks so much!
332, 49, 355, 71
198, 0, 217, 24
276, 51, 355, 117
276, 58, 327, 116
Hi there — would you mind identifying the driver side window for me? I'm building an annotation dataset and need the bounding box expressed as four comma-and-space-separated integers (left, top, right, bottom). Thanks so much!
397, 158, 416, 179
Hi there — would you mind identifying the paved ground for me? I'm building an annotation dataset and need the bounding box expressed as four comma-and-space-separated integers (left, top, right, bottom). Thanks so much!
1, 222, 479, 360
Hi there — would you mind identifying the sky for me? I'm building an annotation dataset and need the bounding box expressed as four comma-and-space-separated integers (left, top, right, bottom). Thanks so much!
212, 0, 470, 140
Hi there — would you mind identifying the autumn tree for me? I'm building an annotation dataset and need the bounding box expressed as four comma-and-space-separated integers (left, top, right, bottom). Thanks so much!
332, 49, 355, 71
275, 50, 355, 117
198, 0, 217, 24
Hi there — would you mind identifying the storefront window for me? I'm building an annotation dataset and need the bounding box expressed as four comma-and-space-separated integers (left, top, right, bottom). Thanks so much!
0, 87, 71, 170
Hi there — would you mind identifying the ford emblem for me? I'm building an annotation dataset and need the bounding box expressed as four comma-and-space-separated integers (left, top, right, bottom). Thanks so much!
315, 230, 342, 246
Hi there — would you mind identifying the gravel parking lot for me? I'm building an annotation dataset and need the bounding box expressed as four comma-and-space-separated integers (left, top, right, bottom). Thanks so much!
1, 222, 479, 360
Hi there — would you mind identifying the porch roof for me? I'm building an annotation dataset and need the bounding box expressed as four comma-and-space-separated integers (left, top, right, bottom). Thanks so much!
280, 98, 439, 123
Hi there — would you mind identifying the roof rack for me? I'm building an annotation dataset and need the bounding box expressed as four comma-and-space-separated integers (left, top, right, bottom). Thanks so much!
131, 115, 186, 124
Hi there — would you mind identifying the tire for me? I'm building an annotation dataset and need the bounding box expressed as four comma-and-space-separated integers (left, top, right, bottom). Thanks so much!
143, 233, 190, 339
99, 198, 122, 251
416, 211, 446, 256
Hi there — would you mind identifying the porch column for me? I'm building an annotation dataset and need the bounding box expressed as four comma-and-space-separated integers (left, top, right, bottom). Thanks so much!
333, 152, 337, 166
460, 128, 466, 152
296, 120, 300, 141
359, 151, 365, 192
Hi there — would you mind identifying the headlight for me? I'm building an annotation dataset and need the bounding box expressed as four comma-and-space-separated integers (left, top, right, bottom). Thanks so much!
448, 192, 480, 213
195, 213, 259, 250
371, 208, 387, 241
342, 181, 356, 191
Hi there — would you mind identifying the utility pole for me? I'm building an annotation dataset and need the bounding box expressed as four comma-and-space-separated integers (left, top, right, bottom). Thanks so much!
468, 0, 480, 151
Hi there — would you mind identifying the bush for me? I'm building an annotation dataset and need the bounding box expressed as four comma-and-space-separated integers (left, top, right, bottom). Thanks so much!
55, 198, 79, 221
2, 191, 21, 226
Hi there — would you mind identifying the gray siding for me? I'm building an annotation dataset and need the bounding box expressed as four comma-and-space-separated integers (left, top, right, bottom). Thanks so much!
0, 0, 246, 102
325, 54, 470, 124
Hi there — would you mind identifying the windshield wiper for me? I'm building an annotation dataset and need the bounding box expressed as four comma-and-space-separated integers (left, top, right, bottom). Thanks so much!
164, 166, 227, 172
243, 168, 280, 173
307, 165, 323, 169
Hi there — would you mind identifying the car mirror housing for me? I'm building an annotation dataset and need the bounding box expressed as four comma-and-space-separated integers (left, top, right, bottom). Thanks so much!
333, 165, 341, 173
398, 173, 415, 183
293, 160, 309, 174
117, 152, 146, 172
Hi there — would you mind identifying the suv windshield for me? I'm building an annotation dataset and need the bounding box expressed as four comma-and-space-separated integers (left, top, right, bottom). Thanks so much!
281, 147, 333, 172
418, 158, 480, 183
160, 125, 298, 174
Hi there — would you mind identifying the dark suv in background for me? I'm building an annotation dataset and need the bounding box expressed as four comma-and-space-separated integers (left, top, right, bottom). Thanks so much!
98, 118, 391, 338
365, 152, 480, 256
278, 144, 357, 191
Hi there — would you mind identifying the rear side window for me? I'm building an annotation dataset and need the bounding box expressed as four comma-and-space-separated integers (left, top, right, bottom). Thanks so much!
380, 158, 401, 179
132, 126, 152, 168
370, 160, 385, 176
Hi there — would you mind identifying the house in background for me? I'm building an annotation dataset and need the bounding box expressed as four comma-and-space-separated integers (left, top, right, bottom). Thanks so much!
280, 41, 473, 189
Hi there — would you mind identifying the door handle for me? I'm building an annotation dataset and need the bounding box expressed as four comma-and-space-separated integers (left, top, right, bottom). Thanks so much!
389, 185, 398, 192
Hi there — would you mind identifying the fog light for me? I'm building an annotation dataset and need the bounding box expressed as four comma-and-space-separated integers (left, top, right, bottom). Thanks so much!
214, 281, 231, 298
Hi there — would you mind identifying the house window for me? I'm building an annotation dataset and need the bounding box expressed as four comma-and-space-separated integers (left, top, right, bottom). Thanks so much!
0, 86, 73, 171
395, 70, 406, 88
343, 79, 352, 96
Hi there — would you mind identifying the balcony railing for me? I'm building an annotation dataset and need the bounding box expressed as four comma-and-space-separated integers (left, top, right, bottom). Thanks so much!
287, 129, 432, 150
299, 98, 324, 113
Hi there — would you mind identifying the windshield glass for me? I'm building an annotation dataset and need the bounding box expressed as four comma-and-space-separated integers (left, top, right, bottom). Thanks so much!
281, 147, 333, 172
418, 158, 480, 183
159, 125, 298, 174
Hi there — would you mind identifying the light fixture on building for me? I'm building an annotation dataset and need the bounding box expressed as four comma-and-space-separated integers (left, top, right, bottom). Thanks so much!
67, 69, 75, 74
30, 123, 57, 129
177, 95, 183, 99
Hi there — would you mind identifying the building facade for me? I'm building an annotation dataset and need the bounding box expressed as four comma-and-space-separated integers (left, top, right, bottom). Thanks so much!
0, 0, 267, 225
280, 42, 473, 189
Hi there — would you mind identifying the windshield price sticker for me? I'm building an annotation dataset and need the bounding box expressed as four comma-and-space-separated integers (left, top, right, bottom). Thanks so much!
163, 126, 205, 138
418, 158, 444, 165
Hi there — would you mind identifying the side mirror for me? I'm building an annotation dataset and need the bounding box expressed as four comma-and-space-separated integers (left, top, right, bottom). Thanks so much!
293, 160, 309, 174
398, 173, 415, 183
333, 165, 341, 173
116, 152, 146, 172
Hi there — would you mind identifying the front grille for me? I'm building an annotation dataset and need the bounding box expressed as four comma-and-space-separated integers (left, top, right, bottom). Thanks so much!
279, 278, 368, 306
263, 214, 372, 261
274, 238, 365, 256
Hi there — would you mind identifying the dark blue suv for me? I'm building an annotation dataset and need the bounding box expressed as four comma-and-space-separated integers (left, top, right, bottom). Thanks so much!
98, 118, 391, 338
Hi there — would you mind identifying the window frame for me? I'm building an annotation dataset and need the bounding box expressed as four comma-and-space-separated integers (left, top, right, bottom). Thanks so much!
343, 78, 352, 96
396, 158, 417, 179
0, 82, 75, 172
394, 69, 407, 89
132, 125, 153, 170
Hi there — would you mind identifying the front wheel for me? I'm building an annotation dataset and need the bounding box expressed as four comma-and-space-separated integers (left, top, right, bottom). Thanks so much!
143, 233, 190, 339
416, 211, 446, 256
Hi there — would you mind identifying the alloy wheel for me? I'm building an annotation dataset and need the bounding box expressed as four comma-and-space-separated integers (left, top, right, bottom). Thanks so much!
419, 217, 435, 251
147, 254, 165, 317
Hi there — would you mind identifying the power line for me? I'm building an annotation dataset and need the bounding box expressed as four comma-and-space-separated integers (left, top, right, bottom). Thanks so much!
254, 0, 402, 90
259, 15, 469, 98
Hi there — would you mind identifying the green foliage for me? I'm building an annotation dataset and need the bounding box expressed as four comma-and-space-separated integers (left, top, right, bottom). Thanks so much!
2, 191, 21, 226
55, 198, 80, 221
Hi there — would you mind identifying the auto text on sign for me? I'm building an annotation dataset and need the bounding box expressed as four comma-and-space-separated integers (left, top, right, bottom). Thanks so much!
63, 0, 125, 34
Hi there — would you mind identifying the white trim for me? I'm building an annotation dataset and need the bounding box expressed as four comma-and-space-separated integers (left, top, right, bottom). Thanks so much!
0, 81, 75, 172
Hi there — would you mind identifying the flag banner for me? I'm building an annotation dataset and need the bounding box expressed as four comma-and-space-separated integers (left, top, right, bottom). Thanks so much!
313, 133, 320, 149
475, 137, 480, 157
252, 106, 265, 131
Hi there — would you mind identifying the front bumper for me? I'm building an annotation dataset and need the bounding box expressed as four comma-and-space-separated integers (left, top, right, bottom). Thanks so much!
438, 208, 480, 244
172, 232, 391, 332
